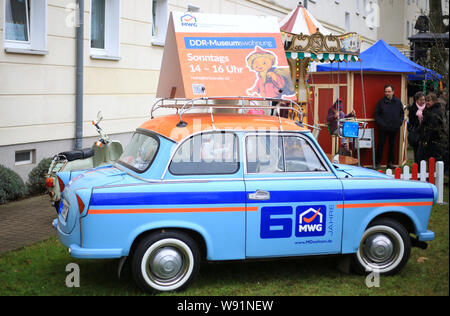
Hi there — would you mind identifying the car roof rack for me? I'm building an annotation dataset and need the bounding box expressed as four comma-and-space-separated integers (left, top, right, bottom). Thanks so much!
150, 96, 311, 129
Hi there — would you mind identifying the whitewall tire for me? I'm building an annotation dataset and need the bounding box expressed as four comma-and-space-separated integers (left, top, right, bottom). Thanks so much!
353, 218, 411, 275
132, 231, 201, 293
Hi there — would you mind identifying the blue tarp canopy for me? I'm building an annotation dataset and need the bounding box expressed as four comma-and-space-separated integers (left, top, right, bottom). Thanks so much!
316, 39, 442, 81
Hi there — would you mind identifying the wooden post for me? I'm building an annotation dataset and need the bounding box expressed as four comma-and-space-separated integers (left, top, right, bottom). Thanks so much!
398, 73, 408, 166
436, 161, 444, 204
412, 163, 418, 180
394, 167, 401, 179
428, 158, 436, 184
420, 160, 427, 182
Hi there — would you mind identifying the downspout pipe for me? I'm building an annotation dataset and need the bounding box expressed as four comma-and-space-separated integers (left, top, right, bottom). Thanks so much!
75, 0, 84, 150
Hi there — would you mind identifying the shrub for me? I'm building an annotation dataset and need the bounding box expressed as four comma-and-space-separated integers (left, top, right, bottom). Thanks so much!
0, 189, 6, 205
0, 164, 26, 205
26, 157, 53, 195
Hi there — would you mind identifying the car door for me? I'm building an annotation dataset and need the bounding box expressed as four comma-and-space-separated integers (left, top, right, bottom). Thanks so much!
162, 131, 247, 261
244, 132, 344, 258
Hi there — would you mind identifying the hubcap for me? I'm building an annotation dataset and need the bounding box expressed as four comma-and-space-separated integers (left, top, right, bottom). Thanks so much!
364, 234, 394, 263
150, 246, 184, 280
358, 225, 404, 273
142, 238, 193, 290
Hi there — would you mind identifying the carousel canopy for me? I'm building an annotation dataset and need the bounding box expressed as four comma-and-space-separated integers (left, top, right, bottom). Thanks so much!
281, 3, 361, 62
316, 39, 442, 81
280, 3, 331, 35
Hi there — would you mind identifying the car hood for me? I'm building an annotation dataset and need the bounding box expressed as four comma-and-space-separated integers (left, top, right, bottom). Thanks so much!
333, 164, 392, 179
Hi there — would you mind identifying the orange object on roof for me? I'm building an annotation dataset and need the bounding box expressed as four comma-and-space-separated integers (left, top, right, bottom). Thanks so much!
139, 113, 310, 143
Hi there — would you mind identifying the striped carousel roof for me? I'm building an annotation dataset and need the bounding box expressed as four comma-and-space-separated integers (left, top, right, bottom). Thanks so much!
280, 4, 331, 36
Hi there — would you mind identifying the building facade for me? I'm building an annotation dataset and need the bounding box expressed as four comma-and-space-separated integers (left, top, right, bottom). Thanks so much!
0, 0, 438, 179
378, 0, 430, 54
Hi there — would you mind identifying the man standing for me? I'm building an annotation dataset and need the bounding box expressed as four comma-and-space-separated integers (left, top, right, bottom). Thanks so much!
374, 85, 404, 169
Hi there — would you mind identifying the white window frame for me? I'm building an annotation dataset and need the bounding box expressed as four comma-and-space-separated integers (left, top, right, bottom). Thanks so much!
152, 0, 169, 46
345, 12, 350, 32
3, 0, 48, 55
90, 0, 121, 61
15, 149, 35, 166
187, 4, 200, 13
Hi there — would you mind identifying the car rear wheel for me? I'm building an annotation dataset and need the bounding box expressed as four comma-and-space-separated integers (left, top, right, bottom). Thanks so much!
131, 230, 200, 293
353, 218, 411, 275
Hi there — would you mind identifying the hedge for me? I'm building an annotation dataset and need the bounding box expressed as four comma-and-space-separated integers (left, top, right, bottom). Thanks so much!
0, 164, 27, 205
26, 157, 53, 195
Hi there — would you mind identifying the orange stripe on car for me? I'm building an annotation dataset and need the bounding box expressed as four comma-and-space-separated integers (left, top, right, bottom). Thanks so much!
89, 206, 259, 215
336, 201, 433, 209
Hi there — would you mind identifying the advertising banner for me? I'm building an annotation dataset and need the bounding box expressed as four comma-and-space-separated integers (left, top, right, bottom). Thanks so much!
157, 12, 295, 100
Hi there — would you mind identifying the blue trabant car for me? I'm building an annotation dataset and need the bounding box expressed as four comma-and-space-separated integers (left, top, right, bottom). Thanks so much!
54, 101, 436, 293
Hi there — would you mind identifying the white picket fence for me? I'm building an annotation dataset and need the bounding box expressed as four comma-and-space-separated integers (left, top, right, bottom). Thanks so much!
384, 158, 445, 204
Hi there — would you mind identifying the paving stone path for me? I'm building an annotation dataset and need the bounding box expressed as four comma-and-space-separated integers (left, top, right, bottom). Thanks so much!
0, 195, 56, 254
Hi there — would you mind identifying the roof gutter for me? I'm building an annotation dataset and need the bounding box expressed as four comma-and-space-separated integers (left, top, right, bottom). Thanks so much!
75, 0, 84, 149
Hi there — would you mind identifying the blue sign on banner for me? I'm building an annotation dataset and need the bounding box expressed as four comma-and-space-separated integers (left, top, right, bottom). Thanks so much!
184, 37, 277, 49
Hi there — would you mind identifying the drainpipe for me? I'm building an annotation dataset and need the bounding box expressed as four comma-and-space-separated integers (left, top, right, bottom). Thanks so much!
75, 0, 84, 150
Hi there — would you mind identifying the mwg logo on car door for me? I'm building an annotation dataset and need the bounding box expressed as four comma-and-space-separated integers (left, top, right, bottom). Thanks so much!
296, 205, 326, 237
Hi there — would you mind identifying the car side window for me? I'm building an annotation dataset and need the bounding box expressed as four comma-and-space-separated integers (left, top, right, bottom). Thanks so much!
169, 131, 239, 175
284, 136, 326, 172
246, 135, 284, 173
246, 134, 326, 174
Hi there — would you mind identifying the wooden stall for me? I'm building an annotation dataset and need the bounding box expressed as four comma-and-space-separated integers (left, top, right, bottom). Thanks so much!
308, 70, 408, 167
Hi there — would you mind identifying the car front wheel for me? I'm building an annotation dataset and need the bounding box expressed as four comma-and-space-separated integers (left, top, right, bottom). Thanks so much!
353, 218, 411, 275
131, 230, 201, 293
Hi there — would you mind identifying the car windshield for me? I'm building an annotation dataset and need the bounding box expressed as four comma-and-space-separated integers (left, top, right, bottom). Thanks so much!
118, 132, 159, 172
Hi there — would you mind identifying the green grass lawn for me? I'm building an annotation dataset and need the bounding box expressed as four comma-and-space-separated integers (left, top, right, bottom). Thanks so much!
0, 187, 448, 296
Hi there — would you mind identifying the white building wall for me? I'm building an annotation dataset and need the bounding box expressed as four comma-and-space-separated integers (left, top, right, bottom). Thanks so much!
300, 0, 379, 50
378, 0, 430, 51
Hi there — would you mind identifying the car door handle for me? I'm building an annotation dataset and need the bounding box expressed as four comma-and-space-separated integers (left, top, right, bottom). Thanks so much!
248, 190, 270, 201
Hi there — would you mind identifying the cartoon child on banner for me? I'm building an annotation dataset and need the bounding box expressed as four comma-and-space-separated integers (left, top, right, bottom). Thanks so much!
246, 46, 296, 100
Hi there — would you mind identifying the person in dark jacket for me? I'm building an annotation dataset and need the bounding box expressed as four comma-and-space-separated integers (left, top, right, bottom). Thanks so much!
327, 98, 356, 135
374, 85, 405, 169
327, 99, 356, 155
420, 93, 444, 162
407, 91, 426, 162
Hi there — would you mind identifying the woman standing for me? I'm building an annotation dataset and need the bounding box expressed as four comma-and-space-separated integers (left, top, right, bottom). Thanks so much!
420, 93, 444, 162
407, 91, 426, 162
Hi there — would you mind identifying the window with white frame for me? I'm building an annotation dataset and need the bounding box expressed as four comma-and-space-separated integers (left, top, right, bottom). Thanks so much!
15, 149, 35, 165
345, 12, 350, 31
90, 0, 120, 60
152, 0, 169, 46
187, 4, 200, 13
3, 0, 47, 54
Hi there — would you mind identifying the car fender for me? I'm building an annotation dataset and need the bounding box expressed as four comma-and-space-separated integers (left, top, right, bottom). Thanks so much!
126, 219, 214, 258
342, 205, 423, 254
